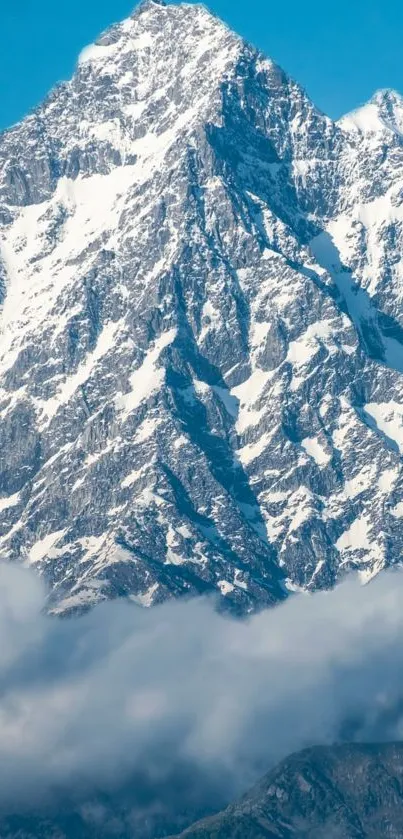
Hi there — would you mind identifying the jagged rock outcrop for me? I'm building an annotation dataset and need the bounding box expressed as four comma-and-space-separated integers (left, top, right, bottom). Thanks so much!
169, 742, 403, 838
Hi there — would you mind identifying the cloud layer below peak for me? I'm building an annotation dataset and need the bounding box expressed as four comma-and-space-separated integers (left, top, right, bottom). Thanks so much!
0, 564, 403, 815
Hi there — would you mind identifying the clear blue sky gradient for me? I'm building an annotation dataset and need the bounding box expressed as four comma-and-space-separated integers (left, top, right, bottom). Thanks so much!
1, 0, 402, 131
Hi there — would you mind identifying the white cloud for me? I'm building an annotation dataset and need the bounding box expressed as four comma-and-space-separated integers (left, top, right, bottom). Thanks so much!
0, 564, 402, 811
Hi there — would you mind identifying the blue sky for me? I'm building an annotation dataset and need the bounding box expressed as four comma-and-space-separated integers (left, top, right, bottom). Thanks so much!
1, 0, 402, 131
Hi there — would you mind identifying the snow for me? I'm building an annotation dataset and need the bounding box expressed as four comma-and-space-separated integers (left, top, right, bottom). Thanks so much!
117, 70, 134, 87
237, 431, 274, 466
78, 22, 153, 67
232, 368, 272, 406
2, 0, 403, 609
310, 558, 325, 583
134, 417, 161, 443
78, 535, 107, 561
124, 102, 147, 120
283, 579, 305, 594
199, 299, 222, 341
122, 468, 145, 488
231, 369, 272, 433
177, 524, 192, 539
265, 486, 317, 543
319, 395, 332, 419
332, 399, 359, 450
233, 569, 248, 591
336, 516, 372, 556
335, 512, 386, 576
251, 320, 270, 347
340, 103, 389, 135
0, 492, 20, 512
236, 405, 266, 434
217, 580, 235, 595
340, 91, 403, 136
193, 379, 209, 398
259, 489, 288, 504
342, 465, 376, 500
365, 402, 403, 453
117, 329, 177, 417
173, 435, 188, 449
0, 168, 137, 382
135, 488, 166, 509
41, 320, 120, 423
212, 386, 238, 418
131, 583, 159, 607
287, 322, 333, 364
391, 502, 403, 518
165, 550, 186, 567
312, 203, 403, 359
164, 525, 187, 566
53, 584, 105, 614
285, 488, 316, 534
27, 530, 66, 565
78, 42, 118, 66
133, 30, 153, 48
301, 436, 331, 467
378, 468, 398, 493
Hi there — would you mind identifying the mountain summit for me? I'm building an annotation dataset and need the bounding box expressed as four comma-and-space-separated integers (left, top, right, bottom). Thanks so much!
1, 2, 403, 613
340, 88, 403, 136
170, 742, 403, 838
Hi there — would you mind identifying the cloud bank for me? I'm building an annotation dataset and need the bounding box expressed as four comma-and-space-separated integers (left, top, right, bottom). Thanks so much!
0, 564, 403, 815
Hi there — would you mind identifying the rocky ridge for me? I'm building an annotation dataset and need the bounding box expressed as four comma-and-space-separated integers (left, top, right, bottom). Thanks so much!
0, 743, 402, 838
169, 742, 403, 838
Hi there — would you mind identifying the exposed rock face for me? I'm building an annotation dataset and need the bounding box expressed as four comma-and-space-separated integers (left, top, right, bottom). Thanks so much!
169, 742, 403, 838
1, 1, 403, 612
2, 742, 403, 839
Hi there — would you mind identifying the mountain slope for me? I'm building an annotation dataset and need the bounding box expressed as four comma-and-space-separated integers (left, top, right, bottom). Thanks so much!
1, 743, 403, 839
1, 0, 403, 611
0, 742, 402, 838
169, 742, 403, 838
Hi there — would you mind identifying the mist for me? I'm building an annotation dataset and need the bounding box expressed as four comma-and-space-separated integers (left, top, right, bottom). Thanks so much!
1, 563, 403, 816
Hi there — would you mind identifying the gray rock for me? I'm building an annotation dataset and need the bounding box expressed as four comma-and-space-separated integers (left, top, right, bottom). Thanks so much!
169, 741, 403, 838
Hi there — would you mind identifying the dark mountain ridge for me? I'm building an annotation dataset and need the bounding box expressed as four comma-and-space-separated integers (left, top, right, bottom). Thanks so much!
0, 742, 402, 838
169, 742, 403, 838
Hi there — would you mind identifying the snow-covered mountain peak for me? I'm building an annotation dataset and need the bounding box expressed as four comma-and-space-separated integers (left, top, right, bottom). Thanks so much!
370, 87, 403, 108
0, 0, 244, 214
371, 88, 403, 134
339, 87, 403, 137
139, 0, 167, 6
2, 3, 403, 614
78, 0, 237, 71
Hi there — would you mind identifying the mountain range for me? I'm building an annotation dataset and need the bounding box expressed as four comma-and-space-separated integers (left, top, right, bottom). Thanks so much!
1, 0, 403, 613
1, 742, 403, 838
170, 742, 403, 838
